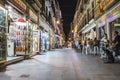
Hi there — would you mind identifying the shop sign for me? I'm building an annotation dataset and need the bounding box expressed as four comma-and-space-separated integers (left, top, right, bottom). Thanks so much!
8, 0, 26, 13
94, 0, 114, 19
107, 5, 120, 21
29, 9, 38, 23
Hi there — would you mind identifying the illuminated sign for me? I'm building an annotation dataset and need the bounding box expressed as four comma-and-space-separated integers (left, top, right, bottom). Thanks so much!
107, 5, 120, 22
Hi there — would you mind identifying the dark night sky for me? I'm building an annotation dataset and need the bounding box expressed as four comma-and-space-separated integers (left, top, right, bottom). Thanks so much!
57, 0, 78, 39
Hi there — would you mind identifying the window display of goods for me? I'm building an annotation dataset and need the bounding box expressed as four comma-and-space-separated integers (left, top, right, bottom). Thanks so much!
0, 10, 6, 27
15, 24, 27, 53
8, 25, 16, 40
0, 25, 6, 60
0, 7, 7, 60
16, 46, 26, 52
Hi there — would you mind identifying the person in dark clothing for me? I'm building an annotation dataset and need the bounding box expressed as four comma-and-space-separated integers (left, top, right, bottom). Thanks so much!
113, 31, 120, 56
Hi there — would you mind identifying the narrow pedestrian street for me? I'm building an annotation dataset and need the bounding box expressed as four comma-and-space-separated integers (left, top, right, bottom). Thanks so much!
0, 48, 120, 80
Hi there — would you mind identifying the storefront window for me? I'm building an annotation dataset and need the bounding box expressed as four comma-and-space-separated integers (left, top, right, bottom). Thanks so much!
0, 7, 6, 27
7, 5, 27, 56
0, 6, 7, 60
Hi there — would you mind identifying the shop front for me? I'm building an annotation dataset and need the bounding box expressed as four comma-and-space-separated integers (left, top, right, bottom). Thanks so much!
107, 3, 120, 40
49, 29, 55, 49
94, 0, 118, 40
27, 9, 39, 55
0, 4, 7, 64
33, 30, 40, 53
82, 19, 97, 40
6, 0, 27, 57
39, 16, 50, 52
40, 30, 50, 51
96, 15, 106, 40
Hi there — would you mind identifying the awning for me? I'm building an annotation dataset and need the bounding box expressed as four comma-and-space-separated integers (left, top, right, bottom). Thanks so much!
82, 19, 96, 33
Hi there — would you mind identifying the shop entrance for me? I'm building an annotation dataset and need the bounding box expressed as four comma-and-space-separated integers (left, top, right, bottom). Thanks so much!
7, 5, 27, 56
109, 18, 120, 40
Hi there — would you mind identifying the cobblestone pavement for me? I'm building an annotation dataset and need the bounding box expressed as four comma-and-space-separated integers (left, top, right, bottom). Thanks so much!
0, 48, 120, 80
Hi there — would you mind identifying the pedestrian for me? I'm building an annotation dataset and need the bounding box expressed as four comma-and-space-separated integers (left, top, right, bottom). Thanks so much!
112, 31, 120, 57
100, 33, 109, 58
86, 38, 92, 54
92, 38, 99, 55
101, 33, 109, 47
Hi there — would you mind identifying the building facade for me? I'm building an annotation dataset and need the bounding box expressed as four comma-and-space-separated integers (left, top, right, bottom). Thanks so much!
72, 0, 120, 42
0, 0, 64, 67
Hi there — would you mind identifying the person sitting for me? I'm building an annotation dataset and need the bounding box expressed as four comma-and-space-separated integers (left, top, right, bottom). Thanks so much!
112, 31, 120, 57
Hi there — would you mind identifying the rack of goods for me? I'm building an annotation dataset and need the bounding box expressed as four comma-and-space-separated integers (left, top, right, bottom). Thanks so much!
15, 23, 27, 55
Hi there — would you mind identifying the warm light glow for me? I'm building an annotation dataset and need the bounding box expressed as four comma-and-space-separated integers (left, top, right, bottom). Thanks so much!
74, 25, 78, 33
57, 20, 60, 24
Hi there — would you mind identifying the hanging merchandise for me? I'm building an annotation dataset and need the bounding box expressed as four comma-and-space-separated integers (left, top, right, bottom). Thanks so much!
15, 22, 27, 55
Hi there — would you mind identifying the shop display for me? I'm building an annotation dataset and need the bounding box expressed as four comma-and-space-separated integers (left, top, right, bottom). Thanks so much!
15, 23, 27, 55
8, 22, 27, 55
40, 31, 50, 51
8, 24, 16, 40
0, 7, 7, 60
0, 26, 6, 60
8, 22, 16, 58
33, 30, 39, 52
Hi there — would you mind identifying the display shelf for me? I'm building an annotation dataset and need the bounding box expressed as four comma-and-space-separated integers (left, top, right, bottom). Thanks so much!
15, 24, 27, 55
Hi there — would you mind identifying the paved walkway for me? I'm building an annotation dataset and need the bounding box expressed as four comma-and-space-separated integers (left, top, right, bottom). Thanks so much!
0, 48, 120, 80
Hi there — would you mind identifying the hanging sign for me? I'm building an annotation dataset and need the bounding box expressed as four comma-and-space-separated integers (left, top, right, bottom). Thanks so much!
8, 0, 26, 13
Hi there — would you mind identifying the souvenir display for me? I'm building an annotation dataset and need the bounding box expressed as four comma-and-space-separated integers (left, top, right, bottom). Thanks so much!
15, 24, 27, 55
